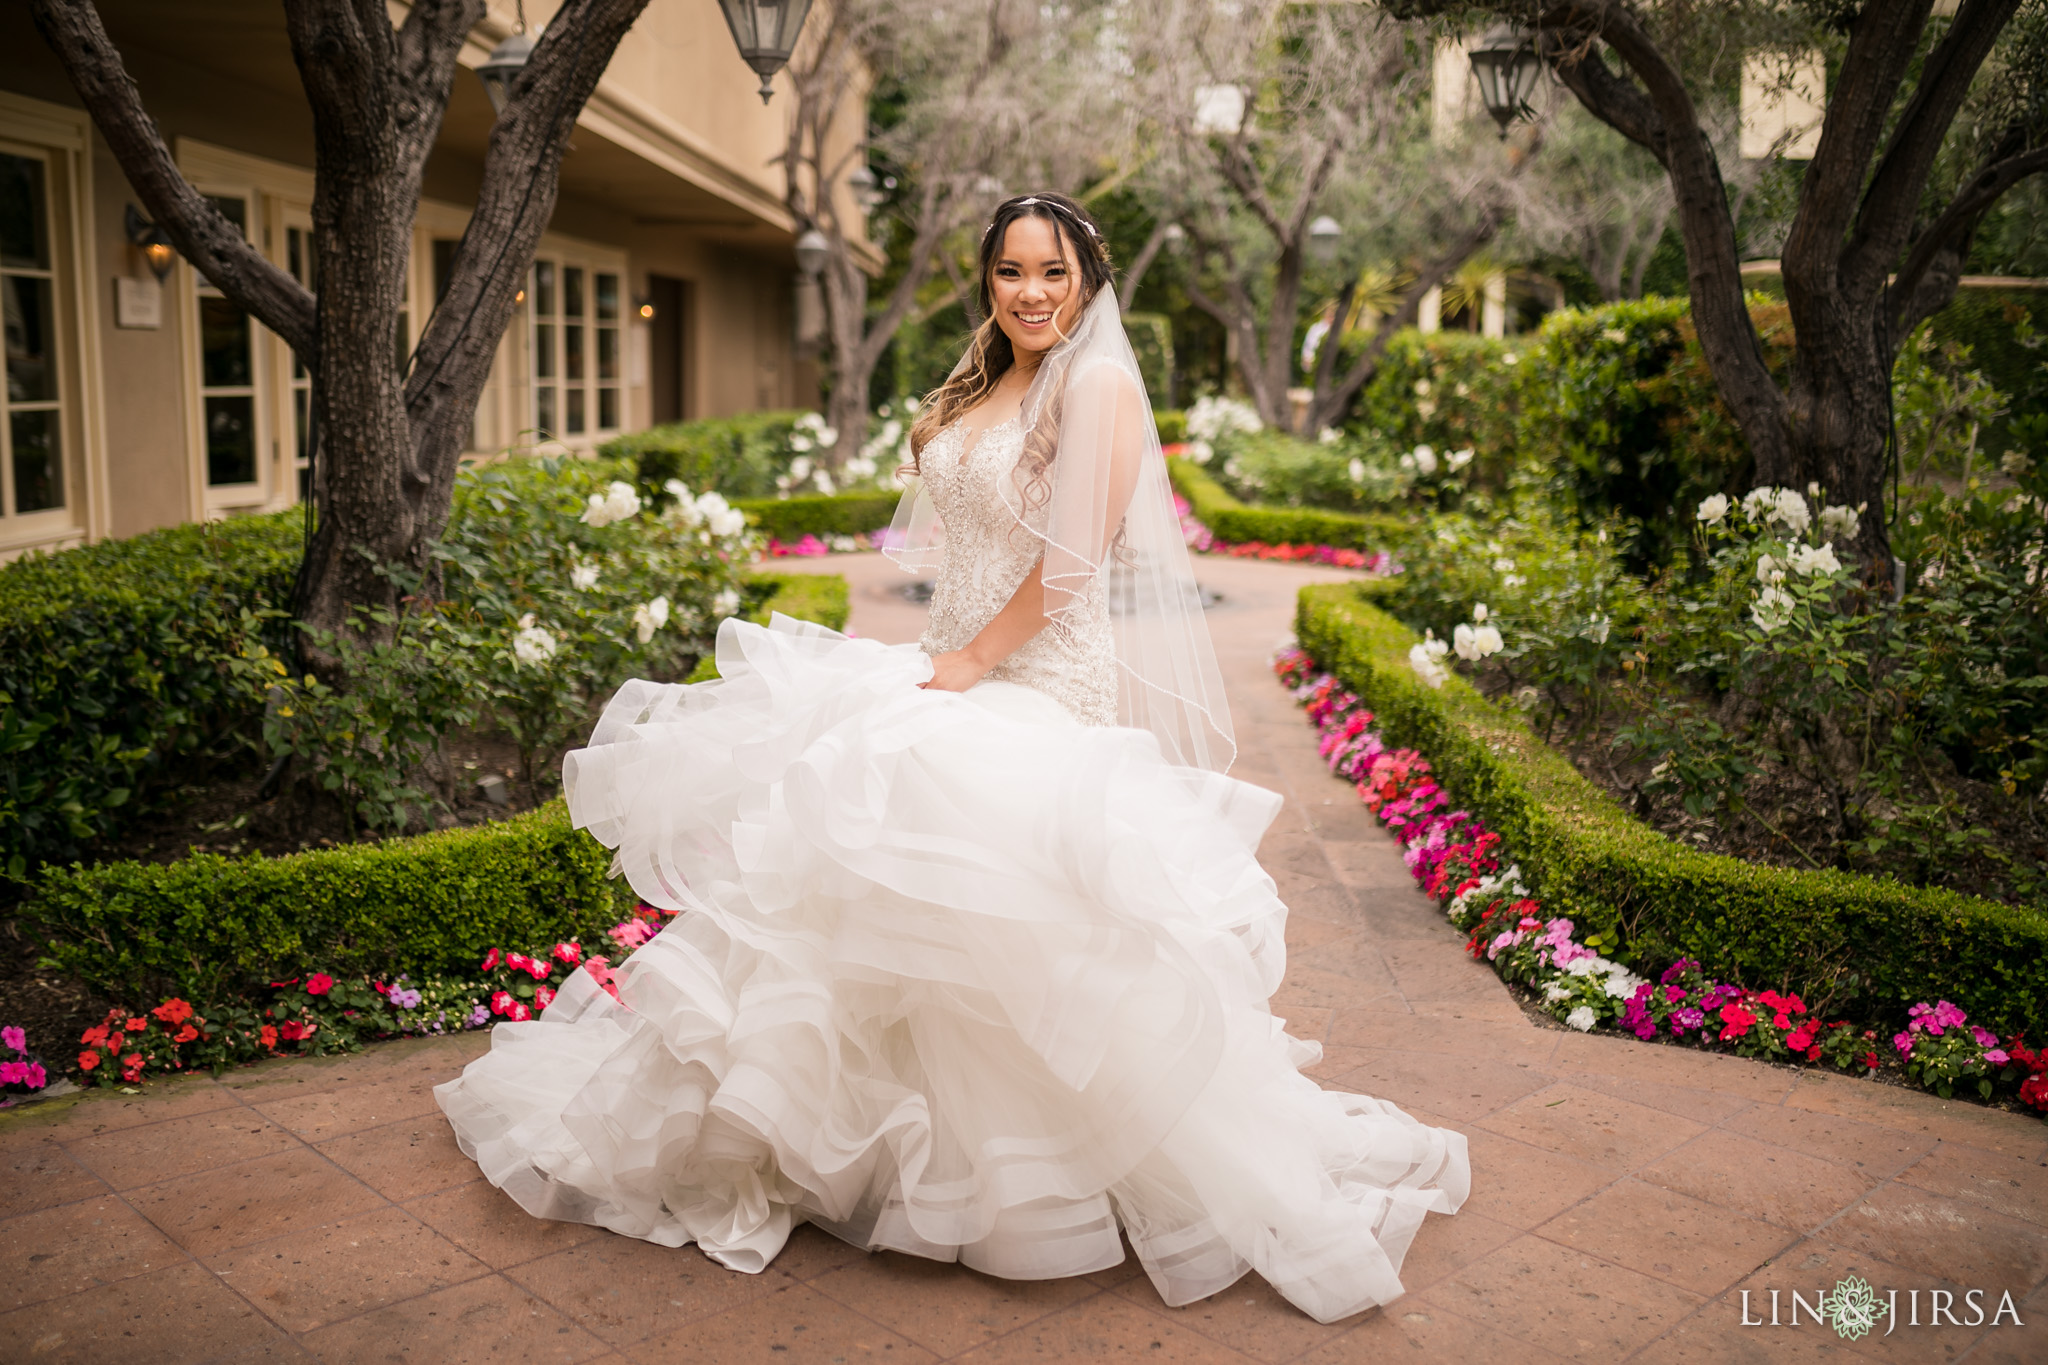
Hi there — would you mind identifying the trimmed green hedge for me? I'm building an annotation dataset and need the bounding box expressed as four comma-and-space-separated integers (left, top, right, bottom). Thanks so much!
0, 513, 302, 876
734, 491, 900, 541
24, 571, 850, 998
25, 802, 622, 1000
1296, 580, 2048, 1039
1170, 457, 1409, 552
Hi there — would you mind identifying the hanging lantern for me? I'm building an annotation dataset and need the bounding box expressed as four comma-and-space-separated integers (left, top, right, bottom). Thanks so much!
717, 0, 818, 104
476, 31, 535, 116
1468, 25, 1543, 138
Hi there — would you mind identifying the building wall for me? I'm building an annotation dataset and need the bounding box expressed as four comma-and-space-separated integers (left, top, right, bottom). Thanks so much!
0, 1, 856, 557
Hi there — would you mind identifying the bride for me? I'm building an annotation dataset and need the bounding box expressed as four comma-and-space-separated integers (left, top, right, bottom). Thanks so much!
435, 192, 1469, 1324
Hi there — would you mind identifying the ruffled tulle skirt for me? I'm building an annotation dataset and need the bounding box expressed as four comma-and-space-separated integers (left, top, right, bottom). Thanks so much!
434, 613, 1468, 1323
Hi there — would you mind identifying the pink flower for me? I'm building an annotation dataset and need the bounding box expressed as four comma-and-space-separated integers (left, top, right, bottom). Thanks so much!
535, 986, 556, 1010
2, 1026, 25, 1053
509, 1002, 532, 1022
522, 957, 551, 981
1971, 1025, 1999, 1050
490, 991, 515, 1016
1894, 1030, 1916, 1058
607, 920, 654, 951
551, 942, 582, 966
304, 974, 334, 996
480, 948, 503, 971
1985, 1049, 2010, 1066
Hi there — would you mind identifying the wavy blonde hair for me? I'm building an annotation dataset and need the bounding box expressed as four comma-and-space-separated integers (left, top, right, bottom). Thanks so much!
907, 193, 1115, 476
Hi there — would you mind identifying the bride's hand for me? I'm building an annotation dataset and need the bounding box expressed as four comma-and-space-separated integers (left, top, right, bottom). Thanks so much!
919, 649, 989, 693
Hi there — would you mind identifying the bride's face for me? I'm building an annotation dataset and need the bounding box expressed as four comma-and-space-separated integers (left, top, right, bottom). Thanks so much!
989, 215, 1083, 366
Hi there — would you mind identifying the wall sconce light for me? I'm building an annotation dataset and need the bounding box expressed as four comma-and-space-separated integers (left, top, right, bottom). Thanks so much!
124, 204, 177, 282
635, 295, 656, 319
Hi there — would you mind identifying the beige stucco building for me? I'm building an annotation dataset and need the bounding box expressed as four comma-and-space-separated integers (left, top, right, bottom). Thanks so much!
0, 0, 868, 558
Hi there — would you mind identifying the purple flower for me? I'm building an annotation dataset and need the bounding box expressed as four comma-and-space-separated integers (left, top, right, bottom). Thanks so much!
1670, 1007, 1705, 1035
1659, 958, 1698, 985
467, 1004, 491, 1028
0, 1026, 23, 1054
389, 987, 423, 1010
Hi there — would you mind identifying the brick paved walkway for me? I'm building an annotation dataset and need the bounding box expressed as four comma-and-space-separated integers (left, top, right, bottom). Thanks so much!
3, 555, 2043, 1363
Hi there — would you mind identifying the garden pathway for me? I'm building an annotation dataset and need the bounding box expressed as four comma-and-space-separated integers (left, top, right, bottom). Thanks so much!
2, 554, 2044, 1364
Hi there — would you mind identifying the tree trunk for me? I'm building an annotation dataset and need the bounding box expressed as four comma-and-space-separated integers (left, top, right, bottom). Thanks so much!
35, 0, 654, 651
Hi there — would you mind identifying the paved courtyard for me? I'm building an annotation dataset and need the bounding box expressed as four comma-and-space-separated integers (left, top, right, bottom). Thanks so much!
2, 555, 2043, 1363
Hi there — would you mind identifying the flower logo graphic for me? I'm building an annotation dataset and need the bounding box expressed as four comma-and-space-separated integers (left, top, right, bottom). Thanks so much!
1820, 1275, 1888, 1340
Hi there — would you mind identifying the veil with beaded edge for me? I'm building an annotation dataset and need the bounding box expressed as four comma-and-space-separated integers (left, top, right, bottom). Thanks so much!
883, 285, 1237, 773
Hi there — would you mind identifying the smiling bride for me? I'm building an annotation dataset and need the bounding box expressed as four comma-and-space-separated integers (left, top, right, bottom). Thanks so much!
434, 191, 1470, 1325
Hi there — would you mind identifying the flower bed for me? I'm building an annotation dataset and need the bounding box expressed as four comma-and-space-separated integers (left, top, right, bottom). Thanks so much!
1273, 644, 2048, 1117
1167, 454, 1409, 561
1294, 581, 2048, 1042
2, 903, 684, 1100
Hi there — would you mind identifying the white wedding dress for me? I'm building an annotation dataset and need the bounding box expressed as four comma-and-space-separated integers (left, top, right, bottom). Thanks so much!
435, 417, 1469, 1324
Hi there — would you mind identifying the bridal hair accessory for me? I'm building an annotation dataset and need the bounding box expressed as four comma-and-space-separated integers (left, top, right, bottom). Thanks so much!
884, 284, 1237, 772
983, 196, 1102, 241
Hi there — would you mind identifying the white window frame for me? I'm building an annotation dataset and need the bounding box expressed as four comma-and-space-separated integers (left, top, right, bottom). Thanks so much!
528, 237, 628, 450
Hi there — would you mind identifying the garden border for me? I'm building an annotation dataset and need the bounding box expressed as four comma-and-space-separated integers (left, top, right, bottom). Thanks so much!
1169, 457, 1408, 553
24, 571, 851, 999
1295, 581, 2048, 1039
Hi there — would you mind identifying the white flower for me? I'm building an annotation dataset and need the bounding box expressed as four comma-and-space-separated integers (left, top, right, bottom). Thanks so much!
1446, 447, 1474, 471
1566, 1005, 1597, 1032
1413, 378, 1432, 398
1347, 457, 1366, 484
1741, 486, 1781, 521
816, 425, 838, 447
664, 478, 691, 500
1583, 614, 1611, 645
631, 596, 670, 644
1185, 395, 1263, 442
1751, 585, 1795, 632
712, 587, 742, 618
1411, 444, 1439, 476
789, 433, 813, 454
789, 456, 813, 482
1454, 619, 1504, 661
1820, 503, 1860, 543
1188, 439, 1214, 465
1502, 573, 1527, 588
1455, 383, 1470, 398
2001, 450, 2034, 476
1601, 328, 1628, 344
1756, 553, 1786, 586
843, 456, 877, 481
1773, 489, 1812, 535
695, 491, 747, 537
813, 470, 836, 495
580, 480, 642, 528
1502, 351, 1519, 365
1697, 493, 1730, 524
1415, 398, 1437, 419
512, 622, 558, 666
1473, 603, 1488, 622
1318, 427, 1341, 445
1788, 542, 1840, 576
829, 534, 858, 552
1807, 481, 1821, 499
1408, 632, 1451, 688
1492, 557, 1516, 573
1543, 982, 1573, 1004
570, 562, 600, 592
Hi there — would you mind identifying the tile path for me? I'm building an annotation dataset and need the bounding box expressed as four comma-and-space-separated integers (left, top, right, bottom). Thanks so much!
3, 553, 2044, 1364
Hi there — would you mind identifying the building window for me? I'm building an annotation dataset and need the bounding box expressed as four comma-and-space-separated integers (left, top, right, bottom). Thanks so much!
198, 195, 257, 489
531, 255, 622, 441
1, 149, 63, 518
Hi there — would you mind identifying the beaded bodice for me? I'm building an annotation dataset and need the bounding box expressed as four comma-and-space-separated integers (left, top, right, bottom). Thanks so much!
916, 416, 1117, 727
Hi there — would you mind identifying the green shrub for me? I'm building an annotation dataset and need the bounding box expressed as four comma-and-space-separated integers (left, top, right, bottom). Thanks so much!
1914, 288, 2048, 463
0, 514, 301, 877
1295, 581, 2048, 1039
1170, 458, 1409, 552
24, 571, 850, 998
25, 801, 623, 1001
1352, 329, 1519, 485
1153, 408, 1189, 445
1205, 429, 1414, 512
734, 491, 901, 541
603, 411, 807, 500
1124, 312, 1176, 409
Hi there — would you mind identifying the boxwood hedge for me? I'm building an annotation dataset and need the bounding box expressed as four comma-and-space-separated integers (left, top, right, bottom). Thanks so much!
25, 571, 851, 999
1296, 580, 2048, 1039
1169, 457, 1409, 553
734, 491, 900, 541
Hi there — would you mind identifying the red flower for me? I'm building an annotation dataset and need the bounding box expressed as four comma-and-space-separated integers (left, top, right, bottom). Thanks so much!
266, 977, 301, 989
125, 1017, 148, 1033
535, 986, 556, 1010
80, 1025, 109, 1048
173, 1024, 199, 1044
506, 952, 531, 974
152, 998, 195, 1026
490, 990, 515, 1016
77, 1050, 100, 1071
551, 942, 582, 966
1862, 1050, 1880, 1070
304, 974, 334, 996
509, 1002, 532, 1021
1784, 1023, 1816, 1053
259, 1025, 279, 1050
522, 957, 552, 981
122, 1053, 142, 1069
277, 1020, 314, 1043
480, 948, 503, 971
1805, 1045, 1823, 1062
1717, 1004, 1757, 1040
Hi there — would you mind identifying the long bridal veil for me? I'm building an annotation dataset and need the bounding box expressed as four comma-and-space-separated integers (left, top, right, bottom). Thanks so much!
884, 286, 1237, 773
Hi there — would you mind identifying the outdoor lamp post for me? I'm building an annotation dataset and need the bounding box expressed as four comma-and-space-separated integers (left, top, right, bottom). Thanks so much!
848, 163, 885, 213
795, 229, 830, 278
1307, 215, 1342, 265
717, 0, 818, 103
476, 30, 535, 115
1468, 25, 1542, 138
